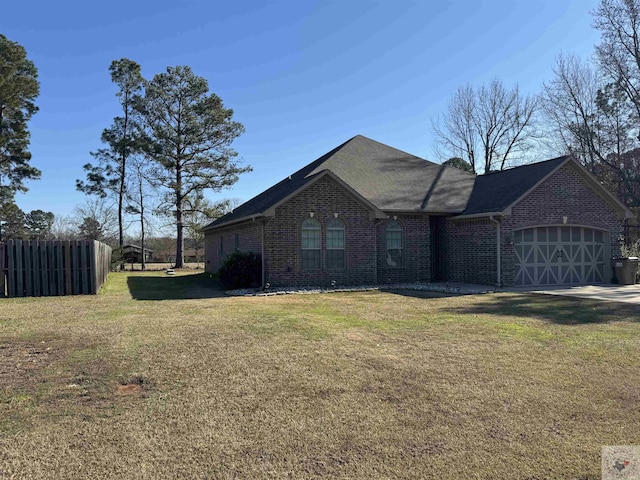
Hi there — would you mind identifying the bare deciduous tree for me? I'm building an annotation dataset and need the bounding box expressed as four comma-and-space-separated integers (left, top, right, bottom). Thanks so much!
541, 15, 640, 210
433, 79, 539, 173
72, 197, 118, 244
50, 215, 77, 240
592, 0, 640, 209
594, 0, 640, 121
125, 156, 155, 270
542, 54, 604, 168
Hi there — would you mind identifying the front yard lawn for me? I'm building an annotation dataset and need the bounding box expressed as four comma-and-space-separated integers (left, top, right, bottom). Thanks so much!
1, 271, 639, 479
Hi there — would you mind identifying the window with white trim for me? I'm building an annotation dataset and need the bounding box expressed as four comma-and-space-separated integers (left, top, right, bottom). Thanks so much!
386, 220, 403, 267
326, 218, 345, 269
301, 218, 321, 270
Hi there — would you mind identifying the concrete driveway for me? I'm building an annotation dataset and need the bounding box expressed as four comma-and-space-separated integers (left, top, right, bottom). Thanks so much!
515, 284, 640, 304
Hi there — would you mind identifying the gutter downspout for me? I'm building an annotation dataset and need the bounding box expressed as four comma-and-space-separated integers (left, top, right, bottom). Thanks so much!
489, 215, 501, 288
373, 218, 384, 284
373, 220, 377, 284
261, 220, 266, 288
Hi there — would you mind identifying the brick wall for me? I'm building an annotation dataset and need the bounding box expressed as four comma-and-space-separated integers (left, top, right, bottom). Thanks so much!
442, 218, 498, 285
376, 215, 431, 284
264, 175, 377, 287
442, 162, 625, 286
204, 221, 263, 273
500, 162, 623, 286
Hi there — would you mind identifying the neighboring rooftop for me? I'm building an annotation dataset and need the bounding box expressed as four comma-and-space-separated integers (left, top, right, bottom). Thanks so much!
122, 244, 153, 252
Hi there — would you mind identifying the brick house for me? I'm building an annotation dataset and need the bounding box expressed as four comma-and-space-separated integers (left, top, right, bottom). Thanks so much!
203, 135, 633, 288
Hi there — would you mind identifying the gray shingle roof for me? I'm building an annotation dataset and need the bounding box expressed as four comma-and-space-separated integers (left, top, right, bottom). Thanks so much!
205, 135, 475, 229
204, 136, 573, 230
305, 135, 475, 212
461, 156, 570, 215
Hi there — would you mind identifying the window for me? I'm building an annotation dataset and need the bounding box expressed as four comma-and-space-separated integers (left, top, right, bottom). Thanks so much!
386, 220, 403, 267
326, 218, 345, 269
301, 218, 321, 270
234, 233, 240, 251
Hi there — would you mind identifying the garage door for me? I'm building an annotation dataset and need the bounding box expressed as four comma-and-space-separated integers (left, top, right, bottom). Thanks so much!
514, 226, 608, 286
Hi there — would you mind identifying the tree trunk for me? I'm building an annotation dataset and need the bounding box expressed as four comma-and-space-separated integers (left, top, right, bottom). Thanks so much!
175, 208, 184, 268
139, 173, 146, 271
118, 174, 124, 247
175, 167, 184, 268
118, 182, 124, 269
117, 97, 128, 271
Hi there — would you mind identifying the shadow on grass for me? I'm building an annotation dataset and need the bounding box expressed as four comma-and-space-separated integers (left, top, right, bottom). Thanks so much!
382, 288, 465, 299
127, 273, 225, 300
443, 293, 640, 325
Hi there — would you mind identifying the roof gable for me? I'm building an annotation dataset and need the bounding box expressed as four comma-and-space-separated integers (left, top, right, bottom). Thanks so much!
461, 156, 570, 216
459, 155, 633, 219
262, 169, 387, 219
205, 135, 474, 230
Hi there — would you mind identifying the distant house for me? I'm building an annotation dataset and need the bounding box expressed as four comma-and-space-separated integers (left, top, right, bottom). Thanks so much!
166, 248, 201, 264
122, 244, 153, 264
203, 135, 633, 288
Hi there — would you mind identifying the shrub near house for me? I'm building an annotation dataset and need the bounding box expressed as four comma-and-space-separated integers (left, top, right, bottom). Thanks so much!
218, 252, 261, 289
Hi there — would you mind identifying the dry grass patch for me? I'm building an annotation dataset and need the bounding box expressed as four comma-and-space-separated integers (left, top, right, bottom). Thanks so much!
0, 271, 639, 479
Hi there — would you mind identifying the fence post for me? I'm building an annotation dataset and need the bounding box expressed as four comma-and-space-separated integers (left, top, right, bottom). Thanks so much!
89, 241, 96, 294
31, 241, 40, 296
40, 241, 49, 296
56, 242, 63, 295
79, 241, 88, 294
0, 243, 5, 298
15, 240, 24, 297
7, 240, 14, 297
63, 241, 71, 295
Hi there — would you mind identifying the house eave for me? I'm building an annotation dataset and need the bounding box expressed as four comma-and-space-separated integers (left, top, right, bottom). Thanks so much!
451, 211, 505, 221
202, 215, 265, 232
382, 209, 464, 215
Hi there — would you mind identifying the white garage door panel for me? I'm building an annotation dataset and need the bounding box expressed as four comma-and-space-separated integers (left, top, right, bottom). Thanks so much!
514, 226, 607, 287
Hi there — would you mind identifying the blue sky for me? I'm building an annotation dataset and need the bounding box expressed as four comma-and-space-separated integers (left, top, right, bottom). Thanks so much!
3, 0, 601, 220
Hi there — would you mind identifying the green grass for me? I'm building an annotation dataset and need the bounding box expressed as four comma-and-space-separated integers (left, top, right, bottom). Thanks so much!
1, 271, 639, 479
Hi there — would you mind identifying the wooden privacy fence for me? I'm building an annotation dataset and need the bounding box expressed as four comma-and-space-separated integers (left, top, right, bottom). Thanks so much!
0, 240, 112, 298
